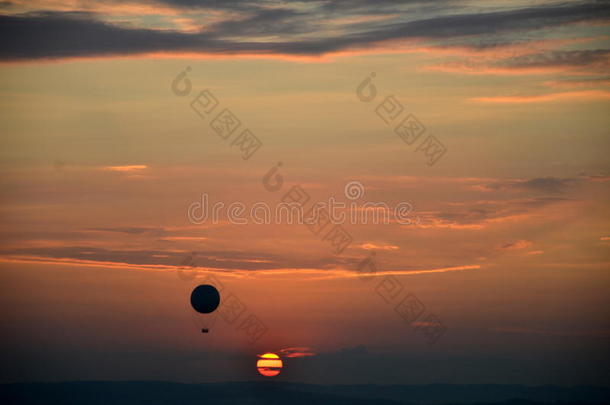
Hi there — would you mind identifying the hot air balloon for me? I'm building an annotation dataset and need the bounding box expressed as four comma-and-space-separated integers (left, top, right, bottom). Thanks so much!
190, 284, 220, 333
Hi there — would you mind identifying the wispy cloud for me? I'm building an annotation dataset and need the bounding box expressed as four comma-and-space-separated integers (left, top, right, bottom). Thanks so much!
357, 242, 400, 251
102, 165, 148, 172
479, 177, 581, 194
416, 197, 574, 230
430, 47, 610, 76
1, 2, 608, 61
278, 347, 317, 358
470, 89, 610, 104
86, 226, 165, 235
499, 240, 533, 250
544, 77, 610, 88
0, 254, 482, 280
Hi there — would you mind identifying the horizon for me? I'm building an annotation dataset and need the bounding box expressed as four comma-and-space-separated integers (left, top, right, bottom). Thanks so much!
1, 0, 609, 403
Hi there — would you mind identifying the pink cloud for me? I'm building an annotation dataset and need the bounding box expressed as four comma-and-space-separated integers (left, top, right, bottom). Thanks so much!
102, 165, 148, 172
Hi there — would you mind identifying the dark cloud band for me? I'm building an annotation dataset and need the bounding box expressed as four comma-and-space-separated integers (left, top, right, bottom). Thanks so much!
0, 2, 608, 60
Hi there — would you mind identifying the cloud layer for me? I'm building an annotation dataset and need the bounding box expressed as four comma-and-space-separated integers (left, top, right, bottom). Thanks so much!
1, 1, 609, 61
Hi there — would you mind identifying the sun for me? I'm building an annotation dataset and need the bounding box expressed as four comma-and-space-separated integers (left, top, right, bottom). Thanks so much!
256, 353, 283, 377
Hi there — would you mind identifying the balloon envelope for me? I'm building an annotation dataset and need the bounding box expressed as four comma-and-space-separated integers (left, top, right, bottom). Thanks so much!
190, 284, 220, 314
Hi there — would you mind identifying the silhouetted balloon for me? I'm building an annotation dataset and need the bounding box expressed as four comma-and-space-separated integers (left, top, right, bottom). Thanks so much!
190, 284, 220, 314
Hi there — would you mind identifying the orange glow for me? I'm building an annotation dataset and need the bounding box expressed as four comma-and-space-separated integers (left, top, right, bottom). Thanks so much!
257, 353, 283, 377
102, 165, 148, 172
469, 90, 610, 104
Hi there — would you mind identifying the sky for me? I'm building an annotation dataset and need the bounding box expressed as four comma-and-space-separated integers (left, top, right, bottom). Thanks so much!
0, 0, 609, 386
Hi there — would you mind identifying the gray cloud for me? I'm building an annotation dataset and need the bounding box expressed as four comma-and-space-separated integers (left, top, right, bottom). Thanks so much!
483, 177, 582, 194
153, 0, 272, 10
0, 244, 349, 271
87, 227, 167, 236
1, 2, 609, 60
424, 196, 571, 228
517, 177, 580, 194
208, 7, 310, 37
0, 12, 211, 59
501, 49, 610, 70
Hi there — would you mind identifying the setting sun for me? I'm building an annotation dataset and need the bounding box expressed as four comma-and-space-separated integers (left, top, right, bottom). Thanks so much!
257, 353, 283, 377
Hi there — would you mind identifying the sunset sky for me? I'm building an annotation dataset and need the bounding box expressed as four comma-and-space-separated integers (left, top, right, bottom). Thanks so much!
1, 0, 609, 386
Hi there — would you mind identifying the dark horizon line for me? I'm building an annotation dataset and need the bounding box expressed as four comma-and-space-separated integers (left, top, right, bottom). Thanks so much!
3, 380, 610, 388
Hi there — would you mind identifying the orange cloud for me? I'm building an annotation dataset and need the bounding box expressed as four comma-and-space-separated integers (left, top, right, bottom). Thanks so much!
5, 0, 186, 17
102, 165, 148, 172
544, 79, 610, 89
0, 255, 482, 280
469, 90, 610, 104
310, 264, 483, 280
426, 62, 587, 76
358, 243, 400, 251
278, 347, 317, 358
